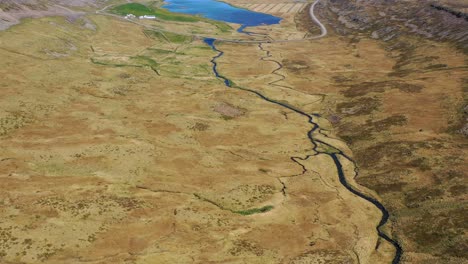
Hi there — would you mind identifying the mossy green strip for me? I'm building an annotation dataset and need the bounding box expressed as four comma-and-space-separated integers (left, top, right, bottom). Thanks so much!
144, 29, 191, 44
233, 205, 274, 215
90, 58, 143, 68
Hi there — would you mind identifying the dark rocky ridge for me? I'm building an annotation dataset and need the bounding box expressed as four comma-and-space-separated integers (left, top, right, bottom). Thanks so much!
304, 0, 468, 263
322, 0, 468, 51
0, 0, 104, 30
430, 4, 468, 22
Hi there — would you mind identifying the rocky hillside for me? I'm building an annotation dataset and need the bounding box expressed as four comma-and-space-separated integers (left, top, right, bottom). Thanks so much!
323, 0, 468, 51
0, 0, 104, 30
307, 0, 468, 263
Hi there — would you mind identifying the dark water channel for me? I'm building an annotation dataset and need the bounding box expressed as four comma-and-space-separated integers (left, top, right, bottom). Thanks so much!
182, 1, 403, 262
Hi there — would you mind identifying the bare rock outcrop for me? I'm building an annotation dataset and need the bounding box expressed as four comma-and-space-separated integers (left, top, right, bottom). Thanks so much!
0, 0, 102, 30
322, 0, 468, 50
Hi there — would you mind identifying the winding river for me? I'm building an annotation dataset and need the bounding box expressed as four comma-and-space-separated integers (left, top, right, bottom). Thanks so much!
168, 0, 402, 263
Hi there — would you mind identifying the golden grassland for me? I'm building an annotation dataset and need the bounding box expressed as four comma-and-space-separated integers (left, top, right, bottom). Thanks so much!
0, 11, 396, 264
205, 0, 468, 262
0, 0, 466, 263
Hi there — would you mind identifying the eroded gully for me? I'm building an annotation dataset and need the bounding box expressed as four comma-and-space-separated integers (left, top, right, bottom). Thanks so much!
203, 27, 402, 264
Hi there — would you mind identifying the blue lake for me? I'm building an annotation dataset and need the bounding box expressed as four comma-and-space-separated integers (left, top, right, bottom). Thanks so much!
163, 0, 282, 31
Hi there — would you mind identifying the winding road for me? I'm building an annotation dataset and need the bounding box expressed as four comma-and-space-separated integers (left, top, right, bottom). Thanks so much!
309, 0, 327, 38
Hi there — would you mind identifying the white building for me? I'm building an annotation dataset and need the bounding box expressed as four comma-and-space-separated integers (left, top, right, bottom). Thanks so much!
139, 15, 157, 20
125, 14, 136, 19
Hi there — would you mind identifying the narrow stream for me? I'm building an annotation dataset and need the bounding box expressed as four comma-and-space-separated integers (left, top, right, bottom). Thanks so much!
203, 38, 402, 264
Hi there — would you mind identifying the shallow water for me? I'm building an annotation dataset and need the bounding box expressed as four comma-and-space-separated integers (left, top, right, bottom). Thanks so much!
163, 0, 281, 30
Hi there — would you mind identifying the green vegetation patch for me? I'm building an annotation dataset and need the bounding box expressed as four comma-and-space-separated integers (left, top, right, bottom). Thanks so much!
90, 57, 143, 68
211, 21, 232, 33
233, 205, 274, 215
112, 3, 198, 22
144, 29, 191, 43
148, 48, 174, 54
130, 55, 159, 67
111, 3, 231, 32
91, 55, 160, 74
195, 46, 213, 50
111, 3, 154, 16
225, 78, 235, 87
321, 145, 340, 154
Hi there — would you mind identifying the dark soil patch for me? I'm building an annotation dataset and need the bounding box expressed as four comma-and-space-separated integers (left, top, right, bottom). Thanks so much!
230, 240, 264, 256
370, 114, 407, 132
354, 141, 413, 169
357, 170, 409, 194
213, 102, 246, 119
424, 64, 448, 70
290, 249, 354, 264
282, 59, 310, 74
342, 81, 423, 97
448, 185, 466, 196
401, 209, 468, 258
337, 114, 407, 144
190, 122, 209, 131
336, 97, 380, 116
404, 187, 444, 208
332, 75, 353, 84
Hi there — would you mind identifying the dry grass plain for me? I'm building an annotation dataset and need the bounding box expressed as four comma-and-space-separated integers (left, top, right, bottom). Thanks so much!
218, 31, 467, 263
208, 0, 468, 263
0, 7, 394, 264
1, 0, 466, 263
